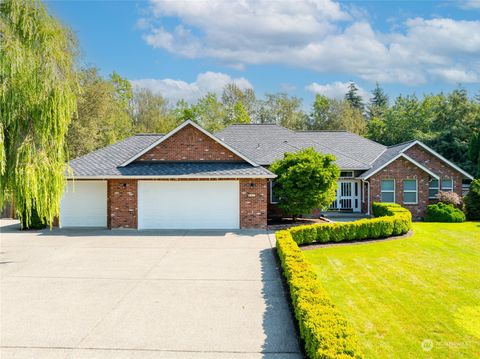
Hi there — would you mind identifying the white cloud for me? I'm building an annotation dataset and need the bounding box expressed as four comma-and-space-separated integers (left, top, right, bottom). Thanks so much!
141, 0, 480, 85
131, 71, 253, 103
460, 0, 480, 9
428, 68, 479, 83
306, 81, 370, 100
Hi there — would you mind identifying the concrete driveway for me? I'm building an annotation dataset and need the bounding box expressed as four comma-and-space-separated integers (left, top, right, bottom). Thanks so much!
0, 220, 302, 359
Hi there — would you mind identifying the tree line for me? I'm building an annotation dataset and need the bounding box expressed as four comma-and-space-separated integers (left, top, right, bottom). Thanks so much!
1, 0, 479, 227
73, 69, 480, 177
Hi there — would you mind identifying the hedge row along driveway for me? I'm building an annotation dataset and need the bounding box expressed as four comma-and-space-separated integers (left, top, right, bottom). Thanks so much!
275, 203, 412, 359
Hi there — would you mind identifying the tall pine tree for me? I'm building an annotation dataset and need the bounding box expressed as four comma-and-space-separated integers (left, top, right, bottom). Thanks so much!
344, 82, 364, 112
367, 82, 388, 119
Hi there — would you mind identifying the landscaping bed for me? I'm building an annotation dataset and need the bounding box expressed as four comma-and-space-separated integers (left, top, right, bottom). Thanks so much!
275, 203, 411, 358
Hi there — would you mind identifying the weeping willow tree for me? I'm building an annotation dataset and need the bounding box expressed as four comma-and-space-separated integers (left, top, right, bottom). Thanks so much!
0, 0, 78, 227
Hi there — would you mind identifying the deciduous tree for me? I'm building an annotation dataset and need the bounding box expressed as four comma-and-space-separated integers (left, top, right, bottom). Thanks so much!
270, 148, 339, 221
1, 0, 78, 227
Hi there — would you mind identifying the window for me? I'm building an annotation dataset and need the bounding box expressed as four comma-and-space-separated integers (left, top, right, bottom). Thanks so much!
340, 171, 354, 178
381, 179, 395, 203
270, 180, 280, 204
442, 178, 453, 192
429, 179, 439, 199
403, 179, 418, 204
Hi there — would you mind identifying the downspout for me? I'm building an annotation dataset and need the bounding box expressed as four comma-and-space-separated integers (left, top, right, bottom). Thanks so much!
361, 179, 371, 216
366, 180, 371, 216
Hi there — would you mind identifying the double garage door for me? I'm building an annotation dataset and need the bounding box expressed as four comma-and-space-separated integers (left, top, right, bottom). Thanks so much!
60, 180, 240, 229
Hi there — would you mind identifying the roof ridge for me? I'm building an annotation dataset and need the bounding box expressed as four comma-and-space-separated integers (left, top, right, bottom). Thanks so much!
387, 139, 416, 148
298, 130, 348, 133
134, 133, 164, 136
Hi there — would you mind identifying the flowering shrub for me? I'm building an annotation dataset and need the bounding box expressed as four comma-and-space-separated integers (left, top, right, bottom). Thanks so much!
435, 191, 463, 208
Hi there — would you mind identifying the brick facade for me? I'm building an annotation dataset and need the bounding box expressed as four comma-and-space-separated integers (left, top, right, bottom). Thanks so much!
240, 178, 268, 229
138, 124, 243, 162
108, 179, 137, 229
404, 145, 463, 195
368, 144, 466, 219
369, 157, 430, 218
106, 178, 267, 229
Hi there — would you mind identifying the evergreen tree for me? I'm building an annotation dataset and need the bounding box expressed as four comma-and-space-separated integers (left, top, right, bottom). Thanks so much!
344, 82, 364, 112
367, 83, 388, 119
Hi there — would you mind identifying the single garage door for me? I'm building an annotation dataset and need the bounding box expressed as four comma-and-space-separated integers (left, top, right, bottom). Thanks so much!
60, 181, 107, 227
138, 180, 240, 229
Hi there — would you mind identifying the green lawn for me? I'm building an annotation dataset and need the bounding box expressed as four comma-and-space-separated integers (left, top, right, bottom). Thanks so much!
303, 222, 480, 359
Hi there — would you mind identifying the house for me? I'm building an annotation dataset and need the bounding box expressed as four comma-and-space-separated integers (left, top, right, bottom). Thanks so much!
60, 120, 473, 229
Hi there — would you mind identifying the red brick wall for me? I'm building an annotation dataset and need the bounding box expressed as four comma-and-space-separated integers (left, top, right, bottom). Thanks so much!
240, 178, 268, 229
404, 144, 464, 196
108, 179, 137, 229
107, 178, 267, 229
369, 157, 430, 218
368, 144, 466, 219
138, 124, 243, 162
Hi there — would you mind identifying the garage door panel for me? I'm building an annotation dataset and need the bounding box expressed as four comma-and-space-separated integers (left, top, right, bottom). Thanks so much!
60, 181, 107, 227
138, 181, 239, 229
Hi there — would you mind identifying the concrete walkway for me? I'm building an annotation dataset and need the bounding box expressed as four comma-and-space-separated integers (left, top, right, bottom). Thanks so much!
0, 220, 302, 359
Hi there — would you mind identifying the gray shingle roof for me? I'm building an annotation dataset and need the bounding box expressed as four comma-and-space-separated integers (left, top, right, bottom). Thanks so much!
216, 124, 386, 169
69, 134, 163, 176
68, 134, 275, 178
358, 140, 416, 178
300, 131, 386, 165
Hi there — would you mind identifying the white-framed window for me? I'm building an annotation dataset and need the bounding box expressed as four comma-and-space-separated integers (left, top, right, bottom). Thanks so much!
340, 171, 354, 178
429, 179, 439, 199
403, 179, 418, 204
270, 180, 279, 204
441, 178, 453, 192
381, 179, 395, 203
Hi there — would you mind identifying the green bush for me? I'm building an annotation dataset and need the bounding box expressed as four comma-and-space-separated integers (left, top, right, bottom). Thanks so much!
276, 230, 363, 359
289, 203, 411, 245
425, 202, 466, 223
464, 179, 480, 220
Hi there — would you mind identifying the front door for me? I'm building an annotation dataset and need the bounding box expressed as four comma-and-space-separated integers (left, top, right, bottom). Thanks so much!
331, 180, 361, 212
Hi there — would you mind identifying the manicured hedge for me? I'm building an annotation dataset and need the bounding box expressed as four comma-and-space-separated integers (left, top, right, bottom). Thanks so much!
275, 203, 411, 358
425, 202, 466, 223
276, 230, 363, 359
289, 203, 411, 245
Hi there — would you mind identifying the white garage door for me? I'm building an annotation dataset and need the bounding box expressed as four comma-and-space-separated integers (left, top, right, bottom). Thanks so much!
138, 181, 240, 229
60, 181, 107, 228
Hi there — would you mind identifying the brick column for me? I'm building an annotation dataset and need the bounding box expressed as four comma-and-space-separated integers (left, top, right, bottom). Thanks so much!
240, 178, 268, 229
108, 179, 138, 229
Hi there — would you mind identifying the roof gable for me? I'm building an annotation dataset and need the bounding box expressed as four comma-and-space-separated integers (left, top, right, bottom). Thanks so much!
121, 120, 258, 167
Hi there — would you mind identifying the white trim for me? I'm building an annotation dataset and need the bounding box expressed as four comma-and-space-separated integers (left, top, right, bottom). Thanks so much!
67, 174, 276, 180
360, 153, 440, 180
270, 180, 279, 204
120, 120, 259, 167
402, 178, 418, 205
402, 140, 474, 179
380, 179, 396, 203
429, 178, 439, 199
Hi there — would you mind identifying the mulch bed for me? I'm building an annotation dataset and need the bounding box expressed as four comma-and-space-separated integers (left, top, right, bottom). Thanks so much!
300, 230, 414, 250
267, 217, 330, 231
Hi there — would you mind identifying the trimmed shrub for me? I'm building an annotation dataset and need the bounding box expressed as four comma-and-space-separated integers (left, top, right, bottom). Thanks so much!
464, 179, 480, 220
289, 203, 411, 245
425, 203, 466, 223
276, 230, 363, 359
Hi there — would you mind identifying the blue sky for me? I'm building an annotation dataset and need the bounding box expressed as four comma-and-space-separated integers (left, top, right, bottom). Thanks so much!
47, 0, 480, 106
